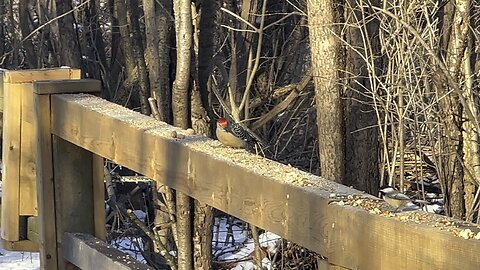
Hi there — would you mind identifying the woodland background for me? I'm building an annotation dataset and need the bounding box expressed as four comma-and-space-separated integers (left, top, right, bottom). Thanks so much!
1, 0, 480, 269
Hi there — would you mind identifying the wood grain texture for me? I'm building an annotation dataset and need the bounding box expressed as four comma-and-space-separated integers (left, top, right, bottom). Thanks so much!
27, 216, 39, 245
92, 154, 106, 241
4, 69, 81, 83
19, 84, 37, 216
318, 258, 350, 270
1, 82, 22, 241
2, 69, 81, 248
53, 137, 96, 270
63, 233, 154, 270
1, 239, 39, 252
33, 79, 101, 95
51, 94, 336, 256
34, 94, 58, 270
327, 203, 480, 269
49, 94, 480, 270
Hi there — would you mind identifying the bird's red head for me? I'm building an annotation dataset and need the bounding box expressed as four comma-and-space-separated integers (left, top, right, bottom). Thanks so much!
217, 117, 228, 128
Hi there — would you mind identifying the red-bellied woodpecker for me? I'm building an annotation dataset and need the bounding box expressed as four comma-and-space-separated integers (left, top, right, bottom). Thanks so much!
216, 117, 254, 149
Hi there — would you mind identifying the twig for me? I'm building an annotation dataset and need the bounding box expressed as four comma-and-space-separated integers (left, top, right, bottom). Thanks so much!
127, 209, 178, 270
251, 69, 311, 131
220, 7, 258, 31
238, 0, 269, 114
371, 6, 480, 133
250, 224, 263, 269
1, 0, 90, 59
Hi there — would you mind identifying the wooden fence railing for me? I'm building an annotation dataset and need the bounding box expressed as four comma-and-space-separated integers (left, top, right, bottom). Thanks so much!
2, 70, 480, 270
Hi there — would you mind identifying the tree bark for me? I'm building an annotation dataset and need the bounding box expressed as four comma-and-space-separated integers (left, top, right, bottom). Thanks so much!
307, 0, 346, 182
198, 0, 219, 129
87, 1, 111, 99
128, 0, 151, 115
144, 0, 168, 121
343, 0, 380, 194
19, 0, 37, 68
462, 32, 477, 222
172, 0, 192, 129
437, 0, 471, 219
192, 201, 212, 270
157, 0, 174, 124
55, 0, 82, 67
113, 0, 138, 106
173, 1, 193, 269
176, 193, 193, 270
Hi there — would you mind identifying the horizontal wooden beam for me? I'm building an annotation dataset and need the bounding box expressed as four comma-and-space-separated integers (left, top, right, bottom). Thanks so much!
50, 94, 480, 270
2, 239, 39, 252
33, 80, 101, 95
3, 69, 80, 83
63, 233, 153, 270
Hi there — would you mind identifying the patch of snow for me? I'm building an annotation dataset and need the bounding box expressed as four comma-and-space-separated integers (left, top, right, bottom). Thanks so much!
110, 237, 147, 264
212, 217, 281, 269
259, 232, 281, 254
425, 203, 444, 214
0, 245, 40, 270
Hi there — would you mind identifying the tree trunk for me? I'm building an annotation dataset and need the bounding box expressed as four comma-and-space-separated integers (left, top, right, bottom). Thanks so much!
157, 0, 174, 124
176, 193, 193, 270
437, 0, 471, 219
87, 1, 111, 99
173, 1, 193, 269
192, 201, 212, 270
56, 0, 82, 67
307, 0, 346, 182
128, 0, 151, 115
462, 32, 478, 222
19, 0, 37, 68
198, 0, 219, 129
172, 0, 192, 129
343, 0, 380, 194
113, 0, 138, 106
191, 68, 213, 270
144, 0, 168, 121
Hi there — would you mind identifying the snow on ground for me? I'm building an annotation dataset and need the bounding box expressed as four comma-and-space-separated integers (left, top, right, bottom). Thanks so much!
0, 168, 40, 269
213, 217, 282, 270
0, 244, 40, 270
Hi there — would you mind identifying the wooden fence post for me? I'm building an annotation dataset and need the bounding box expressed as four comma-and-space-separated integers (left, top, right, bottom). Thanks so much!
1, 69, 81, 252
33, 79, 102, 270
53, 136, 95, 270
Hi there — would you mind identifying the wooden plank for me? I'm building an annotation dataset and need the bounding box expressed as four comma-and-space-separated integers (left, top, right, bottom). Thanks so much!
63, 232, 154, 270
4, 69, 81, 83
49, 94, 480, 270
49, 94, 354, 258
93, 155, 106, 241
327, 203, 480, 270
53, 137, 96, 270
1, 82, 22, 241
33, 80, 101, 95
27, 216, 40, 244
2, 239, 39, 252
34, 93, 58, 270
317, 258, 349, 270
19, 84, 37, 216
